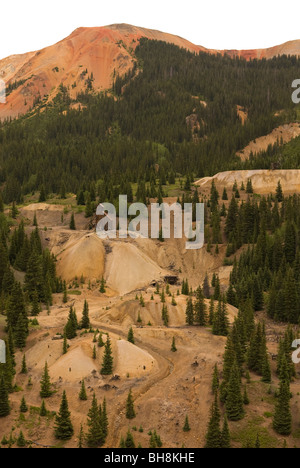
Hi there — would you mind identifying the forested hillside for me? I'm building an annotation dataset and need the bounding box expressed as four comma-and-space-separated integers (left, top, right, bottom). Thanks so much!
0, 38, 299, 203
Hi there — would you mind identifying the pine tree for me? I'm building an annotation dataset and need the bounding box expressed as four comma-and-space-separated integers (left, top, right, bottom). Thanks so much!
63, 332, 68, 355
86, 394, 105, 448
276, 180, 283, 202
69, 213, 76, 230
54, 391, 74, 440
81, 300, 90, 329
100, 335, 113, 375
225, 359, 244, 421
183, 415, 191, 432
221, 415, 231, 448
100, 397, 109, 439
205, 392, 221, 448
212, 364, 219, 394
40, 400, 47, 416
17, 431, 27, 448
40, 362, 52, 398
127, 327, 135, 344
171, 337, 177, 352
194, 287, 207, 326
79, 380, 88, 401
0, 376, 10, 417
125, 430, 136, 448
92, 346, 96, 360
126, 389, 136, 419
243, 387, 250, 405
273, 355, 292, 436
21, 354, 28, 374
162, 304, 169, 326
99, 277, 106, 293
15, 311, 28, 349
78, 425, 84, 448
185, 297, 194, 326
20, 396, 28, 413
65, 306, 78, 339
98, 332, 105, 348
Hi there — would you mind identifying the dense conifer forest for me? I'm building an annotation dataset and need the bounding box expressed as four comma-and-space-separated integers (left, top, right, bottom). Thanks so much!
0, 39, 299, 203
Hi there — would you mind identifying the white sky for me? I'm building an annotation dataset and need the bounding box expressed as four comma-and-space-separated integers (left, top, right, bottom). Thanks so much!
0, 0, 299, 60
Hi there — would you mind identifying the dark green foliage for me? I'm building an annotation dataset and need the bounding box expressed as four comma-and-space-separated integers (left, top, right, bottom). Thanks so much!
127, 327, 135, 344
17, 431, 27, 448
162, 304, 169, 326
212, 364, 219, 394
54, 391, 74, 440
65, 306, 78, 339
79, 379, 87, 401
40, 400, 47, 417
40, 362, 52, 398
225, 359, 244, 421
194, 287, 207, 326
81, 300, 90, 329
0, 376, 10, 417
221, 415, 231, 449
185, 297, 194, 326
20, 396, 28, 413
86, 394, 105, 448
273, 355, 292, 436
205, 392, 221, 448
171, 337, 177, 352
183, 415, 191, 432
126, 389, 136, 420
100, 335, 113, 375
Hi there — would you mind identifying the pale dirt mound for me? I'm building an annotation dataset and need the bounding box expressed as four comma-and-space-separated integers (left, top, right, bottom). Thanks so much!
101, 295, 238, 328
21, 203, 65, 228
115, 339, 157, 378
237, 123, 300, 161
196, 169, 300, 195
56, 232, 105, 282
49, 342, 98, 382
105, 242, 166, 295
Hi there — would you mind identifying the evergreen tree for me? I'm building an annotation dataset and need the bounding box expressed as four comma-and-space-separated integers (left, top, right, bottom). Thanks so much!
86, 393, 105, 448
162, 304, 169, 326
20, 396, 28, 413
79, 379, 88, 401
126, 389, 136, 419
69, 213, 76, 230
183, 415, 191, 432
40, 362, 52, 398
276, 180, 283, 203
78, 425, 84, 449
171, 337, 177, 352
225, 359, 244, 421
205, 392, 221, 449
212, 364, 219, 394
0, 376, 10, 417
185, 297, 194, 326
100, 397, 109, 439
127, 327, 135, 344
54, 391, 74, 440
40, 400, 47, 417
273, 355, 292, 436
17, 431, 27, 448
98, 332, 105, 348
81, 300, 90, 329
125, 430, 136, 448
21, 354, 28, 374
100, 335, 113, 375
194, 287, 207, 326
221, 415, 231, 449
